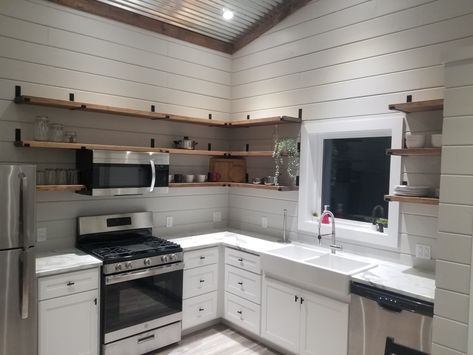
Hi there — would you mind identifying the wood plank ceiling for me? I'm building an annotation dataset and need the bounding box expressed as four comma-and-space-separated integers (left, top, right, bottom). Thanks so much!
48, 0, 312, 53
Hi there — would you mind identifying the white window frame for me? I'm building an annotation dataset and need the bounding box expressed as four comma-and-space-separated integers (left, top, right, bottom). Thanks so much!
298, 115, 403, 249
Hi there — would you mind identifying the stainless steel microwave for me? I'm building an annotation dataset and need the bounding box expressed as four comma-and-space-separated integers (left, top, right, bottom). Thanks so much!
76, 150, 169, 196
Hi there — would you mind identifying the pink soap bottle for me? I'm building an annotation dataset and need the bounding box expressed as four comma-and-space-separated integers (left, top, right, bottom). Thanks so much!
321, 205, 330, 224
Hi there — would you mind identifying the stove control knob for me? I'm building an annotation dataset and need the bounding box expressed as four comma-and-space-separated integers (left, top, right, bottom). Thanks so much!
161, 255, 169, 263
170, 254, 177, 261
125, 261, 132, 269
115, 264, 122, 272
144, 258, 151, 266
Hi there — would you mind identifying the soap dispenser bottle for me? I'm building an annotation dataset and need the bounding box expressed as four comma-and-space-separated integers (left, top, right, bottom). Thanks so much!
321, 205, 330, 224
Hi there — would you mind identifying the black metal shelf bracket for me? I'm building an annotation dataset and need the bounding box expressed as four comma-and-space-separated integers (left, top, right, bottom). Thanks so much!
69, 93, 75, 102
15, 128, 22, 142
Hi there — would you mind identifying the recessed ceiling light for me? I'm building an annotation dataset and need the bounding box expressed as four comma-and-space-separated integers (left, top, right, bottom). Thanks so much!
222, 8, 234, 20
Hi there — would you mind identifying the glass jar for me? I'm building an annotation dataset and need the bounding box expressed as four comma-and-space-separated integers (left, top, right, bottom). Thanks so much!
34, 116, 49, 141
67, 169, 79, 185
45, 168, 56, 185
36, 170, 46, 185
64, 131, 77, 143
56, 169, 67, 185
49, 123, 64, 142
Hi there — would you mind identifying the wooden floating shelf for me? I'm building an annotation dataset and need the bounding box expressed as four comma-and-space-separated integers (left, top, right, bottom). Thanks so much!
170, 182, 227, 188
386, 148, 441, 156
230, 151, 273, 157
15, 95, 301, 127
384, 195, 439, 205
15, 140, 276, 157
388, 99, 444, 113
36, 184, 85, 192
170, 182, 297, 191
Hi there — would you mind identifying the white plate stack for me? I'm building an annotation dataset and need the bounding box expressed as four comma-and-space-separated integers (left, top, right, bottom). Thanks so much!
394, 185, 433, 197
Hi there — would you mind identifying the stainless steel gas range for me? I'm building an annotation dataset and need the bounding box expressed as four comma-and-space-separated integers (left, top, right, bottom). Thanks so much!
77, 212, 183, 355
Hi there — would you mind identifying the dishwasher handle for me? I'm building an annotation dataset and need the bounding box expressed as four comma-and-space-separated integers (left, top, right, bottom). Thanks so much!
377, 296, 403, 313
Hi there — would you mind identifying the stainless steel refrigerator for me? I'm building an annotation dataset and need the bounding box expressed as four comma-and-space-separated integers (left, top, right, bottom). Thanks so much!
0, 164, 37, 355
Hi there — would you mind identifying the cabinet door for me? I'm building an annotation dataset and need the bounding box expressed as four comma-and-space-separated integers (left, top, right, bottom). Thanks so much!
183, 263, 218, 299
39, 289, 99, 355
261, 277, 301, 354
300, 290, 349, 355
225, 264, 261, 304
182, 291, 218, 330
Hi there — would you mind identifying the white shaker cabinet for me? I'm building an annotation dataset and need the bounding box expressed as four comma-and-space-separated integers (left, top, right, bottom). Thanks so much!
261, 277, 301, 353
182, 247, 220, 330
38, 268, 100, 355
261, 277, 348, 355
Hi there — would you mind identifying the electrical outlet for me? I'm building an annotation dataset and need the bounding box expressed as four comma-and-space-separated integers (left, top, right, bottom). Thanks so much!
261, 217, 268, 229
415, 244, 431, 260
213, 211, 222, 223
37, 227, 47, 242
166, 216, 173, 228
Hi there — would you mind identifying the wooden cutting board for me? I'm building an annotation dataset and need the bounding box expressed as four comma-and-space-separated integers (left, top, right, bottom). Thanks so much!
209, 158, 246, 182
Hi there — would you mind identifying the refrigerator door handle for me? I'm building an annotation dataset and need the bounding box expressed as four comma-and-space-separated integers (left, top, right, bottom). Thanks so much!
18, 172, 28, 248
19, 248, 31, 319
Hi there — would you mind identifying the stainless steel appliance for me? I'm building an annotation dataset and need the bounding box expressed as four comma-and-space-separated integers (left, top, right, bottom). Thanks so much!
77, 212, 183, 355
0, 164, 37, 355
76, 150, 169, 196
348, 282, 433, 355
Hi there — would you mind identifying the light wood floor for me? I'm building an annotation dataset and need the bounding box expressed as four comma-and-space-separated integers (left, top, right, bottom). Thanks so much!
153, 324, 280, 355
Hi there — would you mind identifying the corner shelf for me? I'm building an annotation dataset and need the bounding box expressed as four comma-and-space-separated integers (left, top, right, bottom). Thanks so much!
384, 195, 439, 205
170, 182, 297, 191
386, 148, 441, 156
14, 94, 301, 127
388, 99, 444, 113
15, 140, 276, 157
36, 184, 85, 192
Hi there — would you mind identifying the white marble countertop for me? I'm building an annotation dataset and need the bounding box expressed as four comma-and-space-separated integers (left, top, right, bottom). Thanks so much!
171, 231, 283, 254
36, 248, 102, 277
351, 260, 435, 303
35, 230, 435, 302
171, 230, 435, 302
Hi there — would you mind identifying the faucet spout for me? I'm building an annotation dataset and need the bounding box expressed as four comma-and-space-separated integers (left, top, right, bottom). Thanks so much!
317, 208, 342, 254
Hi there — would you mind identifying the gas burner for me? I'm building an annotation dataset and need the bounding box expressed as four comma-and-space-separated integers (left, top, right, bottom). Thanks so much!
92, 246, 132, 259
144, 238, 180, 249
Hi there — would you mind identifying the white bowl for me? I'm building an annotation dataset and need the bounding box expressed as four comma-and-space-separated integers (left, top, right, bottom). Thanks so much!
196, 174, 207, 183
405, 134, 425, 148
431, 134, 442, 147
184, 174, 194, 183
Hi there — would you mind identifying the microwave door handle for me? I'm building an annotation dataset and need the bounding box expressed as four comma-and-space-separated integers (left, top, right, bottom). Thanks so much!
150, 159, 156, 192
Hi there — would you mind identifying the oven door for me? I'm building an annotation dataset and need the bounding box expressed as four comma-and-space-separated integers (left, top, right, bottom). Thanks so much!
103, 262, 183, 344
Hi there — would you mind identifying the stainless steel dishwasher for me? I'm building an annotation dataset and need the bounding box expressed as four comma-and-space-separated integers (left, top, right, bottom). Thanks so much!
348, 282, 434, 355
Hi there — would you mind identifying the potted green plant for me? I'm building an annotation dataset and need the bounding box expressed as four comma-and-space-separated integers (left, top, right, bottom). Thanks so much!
272, 136, 299, 185
375, 218, 388, 233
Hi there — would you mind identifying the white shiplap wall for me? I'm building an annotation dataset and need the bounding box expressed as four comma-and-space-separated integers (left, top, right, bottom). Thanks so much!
0, 0, 232, 250
432, 50, 473, 355
228, 0, 473, 271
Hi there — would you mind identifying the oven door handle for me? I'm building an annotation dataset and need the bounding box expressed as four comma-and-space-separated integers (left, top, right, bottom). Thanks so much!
105, 262, 183, 285
149, 159, 156, 192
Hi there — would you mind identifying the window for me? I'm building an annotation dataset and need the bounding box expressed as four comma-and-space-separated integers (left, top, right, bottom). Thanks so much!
321, 137, 390, 223
298, 116, 403, 248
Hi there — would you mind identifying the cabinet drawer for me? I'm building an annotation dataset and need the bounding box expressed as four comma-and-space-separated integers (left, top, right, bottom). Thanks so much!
38, 268, 99, 301
184, 247, 219, 270
182, 291, 218, 330
224, 291, 261, 336
225, 248, 260, 275
183, 264, 218, 299
225, 264, 261, 304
